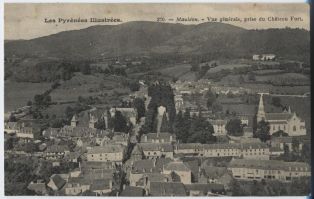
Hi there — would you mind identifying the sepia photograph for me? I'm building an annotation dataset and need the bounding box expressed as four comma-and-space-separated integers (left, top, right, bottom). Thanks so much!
3, 3, 311, 196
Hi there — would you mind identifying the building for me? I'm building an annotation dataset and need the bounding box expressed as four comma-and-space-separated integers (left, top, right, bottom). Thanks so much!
185, 183, 225, 196
228, 158, 310, 182
271, 136, 303, 152
252, 54, 276, 61
257, 95, 306, 136
174, 143, 270, 160
44, 144, 70, 160
163, 159, 192, 184
27, 180, 48, 195
209, 119, 227, 136
140, 133, 176, 144
47, 174, 67, 191
128, 158, 172, 189
148, 182, 187, 196
4, 121, 38, 139
86, 144, 126, 163
139, 143, 174, 159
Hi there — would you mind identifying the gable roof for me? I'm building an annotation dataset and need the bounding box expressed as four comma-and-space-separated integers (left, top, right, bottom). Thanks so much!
120, 186, 144, 196
87, 144, 125, 154
27, 181, 47, 194
90, 179, 112, 191
149, 182, 187, 196
164, 161, 191, 172
265, 113, 293, 121
50, 174, 66, 190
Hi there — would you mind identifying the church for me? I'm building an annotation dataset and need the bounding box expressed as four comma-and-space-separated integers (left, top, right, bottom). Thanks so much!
257, 94, 306, 136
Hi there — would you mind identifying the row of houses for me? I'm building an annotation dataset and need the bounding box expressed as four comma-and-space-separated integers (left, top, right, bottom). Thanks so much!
228, 158, 310, 182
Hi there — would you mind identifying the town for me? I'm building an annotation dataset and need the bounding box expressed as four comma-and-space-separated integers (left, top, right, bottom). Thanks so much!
4, 52, 311, 196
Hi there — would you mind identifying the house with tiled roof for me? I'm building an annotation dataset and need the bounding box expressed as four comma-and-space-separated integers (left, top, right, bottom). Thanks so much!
148, 182, 187, 196
257, 94, 306, 136
86, 144, 126, 164
163, 159, 192, 184
138, 143, 173, 159
44, 144, 70, 160
128, 158, 172, 188
119, 186, 145, 196
27, 179, 47, 195
47, 174, 66, 191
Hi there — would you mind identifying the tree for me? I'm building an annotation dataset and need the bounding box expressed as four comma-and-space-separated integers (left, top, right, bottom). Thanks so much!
128, 81, 140, 92
27, 101, 32, 106
225, 118, 243, 136
239, 75, 245, 84
248, 72, 256, 81
113, 111, 127, 132
291, 138, 300, 152
272, 130, 288, 137
272, 97, 282, 107
187, 116, 216, 144
95, 118, 107, 130
205, 90, 216, 109
81, 62, 91, 75
283, 143, 290, 155
133, 98, 146, 121
255, 120, 270, 142
212, 102, 223, 113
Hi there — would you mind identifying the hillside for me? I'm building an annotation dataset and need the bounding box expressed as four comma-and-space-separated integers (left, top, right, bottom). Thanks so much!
5, 21, 310, 61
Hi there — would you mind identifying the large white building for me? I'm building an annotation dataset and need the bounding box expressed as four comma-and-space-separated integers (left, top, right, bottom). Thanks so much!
228, 159, 310, 182
257, 95, 306, 136
174, 142, 270, 160
87, 144, 126, 164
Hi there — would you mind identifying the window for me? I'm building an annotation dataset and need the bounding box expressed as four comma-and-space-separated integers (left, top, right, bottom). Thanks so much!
293, 126, 296, 131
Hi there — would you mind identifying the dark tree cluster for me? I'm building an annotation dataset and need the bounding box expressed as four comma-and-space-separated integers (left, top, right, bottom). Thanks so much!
173, 109, 216, 144
225, 118, 244, 136
143, 82, 176, 133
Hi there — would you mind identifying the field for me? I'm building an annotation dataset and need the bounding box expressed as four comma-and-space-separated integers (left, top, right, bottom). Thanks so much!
41, 103, 75, 119
158, 64, 197, 81
5, 80, 51, 112
254, 73, 309, 83
50, 73, 130, 107
207, 63, 250, 74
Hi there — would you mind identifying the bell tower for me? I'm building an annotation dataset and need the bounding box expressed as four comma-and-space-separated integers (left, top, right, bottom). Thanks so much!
257, 94, 266, 122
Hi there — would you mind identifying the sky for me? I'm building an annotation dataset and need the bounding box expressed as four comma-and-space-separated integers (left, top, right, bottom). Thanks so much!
4, 3, 309, 40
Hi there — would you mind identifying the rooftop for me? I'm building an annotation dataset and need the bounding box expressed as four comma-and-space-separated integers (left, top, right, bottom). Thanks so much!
229, 158, 310, 171
87, 144, 125, 154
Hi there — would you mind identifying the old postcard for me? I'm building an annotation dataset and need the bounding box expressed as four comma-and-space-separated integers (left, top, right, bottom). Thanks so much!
3, 3, 310, 197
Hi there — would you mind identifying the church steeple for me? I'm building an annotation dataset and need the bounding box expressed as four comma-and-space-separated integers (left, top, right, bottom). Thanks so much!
257, 94, 266, 122
71, 114, 78, 127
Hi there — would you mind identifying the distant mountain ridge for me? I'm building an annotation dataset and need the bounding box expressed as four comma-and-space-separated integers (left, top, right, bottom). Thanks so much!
5, 21, 310, 61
